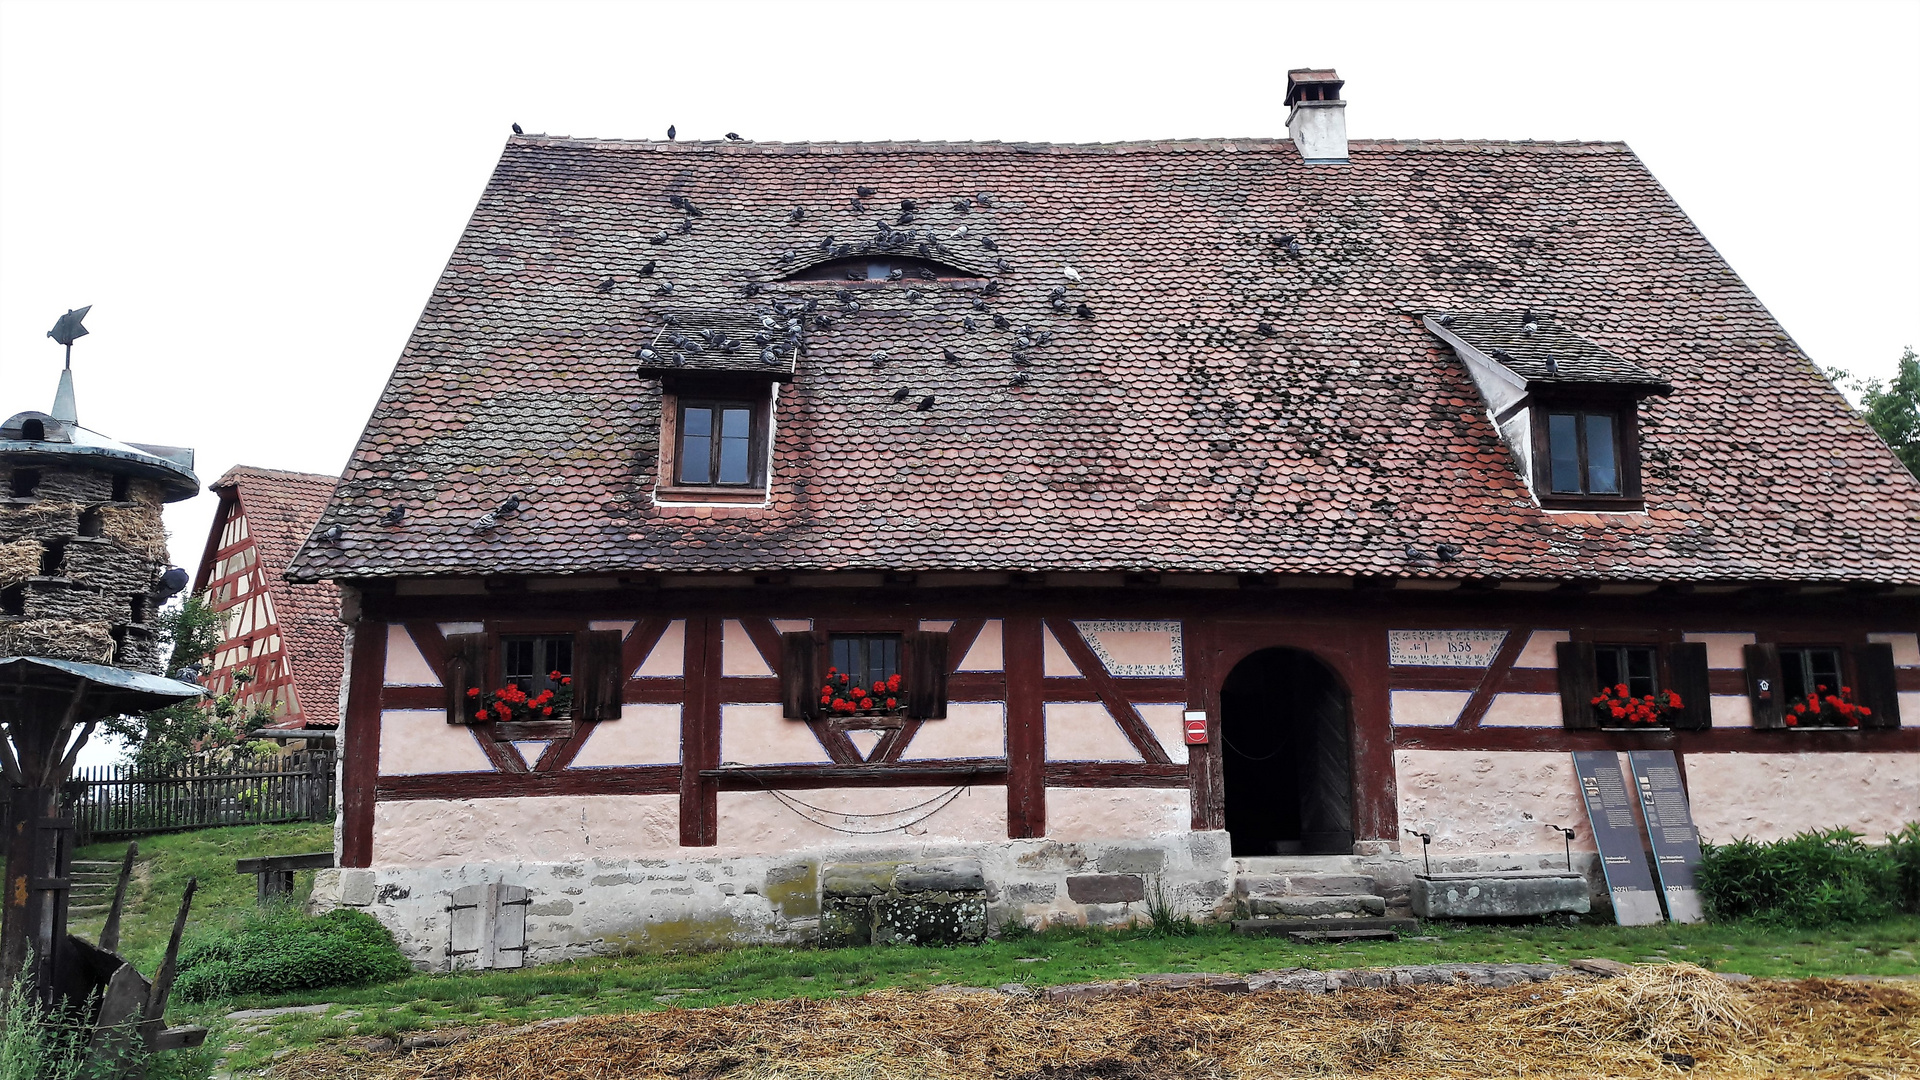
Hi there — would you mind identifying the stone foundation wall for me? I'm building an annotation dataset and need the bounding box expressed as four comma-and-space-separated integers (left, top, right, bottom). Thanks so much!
311, 830, 1235, 969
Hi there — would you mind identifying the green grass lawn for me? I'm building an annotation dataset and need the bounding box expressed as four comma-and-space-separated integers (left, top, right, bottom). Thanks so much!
71, 822, 335, 974
64, 824, 1919, 1077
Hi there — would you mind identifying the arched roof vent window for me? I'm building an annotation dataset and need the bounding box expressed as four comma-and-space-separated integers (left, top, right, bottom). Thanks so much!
783, 255, 984, 284
20, 419, 44, 441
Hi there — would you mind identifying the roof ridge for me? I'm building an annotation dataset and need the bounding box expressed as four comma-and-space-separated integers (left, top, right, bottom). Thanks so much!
504, 135, 1631, 153
214, 464, 340, 487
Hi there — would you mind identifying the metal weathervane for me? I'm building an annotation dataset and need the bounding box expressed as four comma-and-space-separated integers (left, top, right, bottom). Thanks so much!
47, 305, 91, 366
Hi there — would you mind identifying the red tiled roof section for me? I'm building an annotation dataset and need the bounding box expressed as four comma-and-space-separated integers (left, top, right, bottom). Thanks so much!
286, 137, 1920, 586
214, 466, 344, 727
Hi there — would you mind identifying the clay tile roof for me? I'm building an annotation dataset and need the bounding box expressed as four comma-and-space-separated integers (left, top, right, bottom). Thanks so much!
1431, 311, 1669, 390
286, 136, 1920, 587
208, 466, 343, 727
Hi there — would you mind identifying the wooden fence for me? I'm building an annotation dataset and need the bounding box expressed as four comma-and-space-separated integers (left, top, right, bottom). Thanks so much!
65, 751, 337, 842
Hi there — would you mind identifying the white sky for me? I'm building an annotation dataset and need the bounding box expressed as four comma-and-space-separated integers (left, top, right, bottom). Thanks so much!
3, 0, 1917, 583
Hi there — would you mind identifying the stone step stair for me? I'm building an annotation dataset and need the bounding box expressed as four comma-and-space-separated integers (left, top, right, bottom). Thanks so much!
1234, 869, 1410, 938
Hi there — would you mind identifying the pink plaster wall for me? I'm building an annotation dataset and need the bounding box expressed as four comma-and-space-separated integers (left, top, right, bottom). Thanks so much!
715, 787, 1006, 850
1514, 630, 1568, 668
1683, 632, 1755, 670
900, 701, 1005, 760
723, 619, 774, 676
1480, 693, 1560, 727
1081, 627, 1177, 670
1394, 749, 1594, 855
1137, 704, 1187, 765
1390, 690, 1470, 727
1043, 624, 1077, 676
958, 620, 1002, 671
571, 704, 682, 767
1046, 788, 1190, 840
384, 624, 438, 685
1044, 701, 1142, 761
1710, 696, 1752, 728
636, 620, 684, 677
1868, 632, 1920, 667
371, 794, 682, 867
1685, 752, 1920, 844
380, 710, 493, 774
721, 704, 830, 765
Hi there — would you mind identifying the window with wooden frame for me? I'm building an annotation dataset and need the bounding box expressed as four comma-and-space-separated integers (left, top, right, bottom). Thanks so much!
444, 628, 624, 729
781, 628, 949, 725
1556, 640, 1710, 730
1531, 395, 1642, 510
1743, 641, 1902, 730
653, 378, 774, 504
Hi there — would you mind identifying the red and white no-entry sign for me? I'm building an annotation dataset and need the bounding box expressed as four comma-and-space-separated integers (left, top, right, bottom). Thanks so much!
1182, 710, 1209, 745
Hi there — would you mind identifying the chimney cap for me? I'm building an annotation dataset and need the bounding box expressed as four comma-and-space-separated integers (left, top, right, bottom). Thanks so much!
1285, 68, 1344, 106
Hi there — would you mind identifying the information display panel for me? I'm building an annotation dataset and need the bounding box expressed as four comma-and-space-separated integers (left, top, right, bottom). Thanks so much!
1628, 750, 1706, 924
1571, 750, 1664, 925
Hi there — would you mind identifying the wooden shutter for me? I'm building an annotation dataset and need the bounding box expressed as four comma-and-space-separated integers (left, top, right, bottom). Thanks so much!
781, 631, 819, 720
571, 629, 625, 721
1663, 641, 1711, 730
1852, 642, 1902, 730
1555, 640, 1598, 729
906, 630, 950, 720
444, 633, 487, 724
1744, 642, 1785, 730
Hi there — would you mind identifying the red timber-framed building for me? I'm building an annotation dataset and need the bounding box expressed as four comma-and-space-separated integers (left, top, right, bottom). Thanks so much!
192, 466, 343, 740
288, 71, 1920, 963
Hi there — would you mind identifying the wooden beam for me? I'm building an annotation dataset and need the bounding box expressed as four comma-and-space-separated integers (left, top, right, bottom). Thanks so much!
1004, 617, 1045, 838
1391, 726, 1920, 752
340, 622, 387, 868
379, 764, 681, 800
680, 617, 721, 845
1455, 631, 1529, 730
1044, 762, 1189, 787
698, 760, 1008, 790
1045, 618, 1172, 764
1184, 619, 1222, 831
875, 618, 985, 764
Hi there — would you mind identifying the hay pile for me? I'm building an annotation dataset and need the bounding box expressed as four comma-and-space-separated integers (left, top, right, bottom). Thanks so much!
0, 618, 115, 663
0, 538, 40, 588
273, 967, 1920, 1080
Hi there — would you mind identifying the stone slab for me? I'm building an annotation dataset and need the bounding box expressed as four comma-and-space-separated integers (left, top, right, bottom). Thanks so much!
1233, 916, 1419, 937
1044, 980, 1140, 1003
1291, 929, 1398, 943
893, 858, 985, 893
821, 862, 904, 898
1065, 873, 1145, 904
872, 892, 988, 946
1136, 972, 1250, 994
1411, 873, 1591, 919
1253, 894, 1386, 918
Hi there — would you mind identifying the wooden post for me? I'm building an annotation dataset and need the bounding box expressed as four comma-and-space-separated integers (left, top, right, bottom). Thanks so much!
1004, 618, 1045, 838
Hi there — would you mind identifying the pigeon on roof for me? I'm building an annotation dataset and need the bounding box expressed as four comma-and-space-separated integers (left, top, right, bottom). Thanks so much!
512, 123, 523, 135
666, 125, 676, 140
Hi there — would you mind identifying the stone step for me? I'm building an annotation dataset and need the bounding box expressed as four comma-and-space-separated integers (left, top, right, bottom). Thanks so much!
1233, 916, 1419, 938
70, 861, 124, 869
1236, 873, 1378, 898
69, 905, 109, 917
1289, 928, 1400, 943
1247, 894, 1386, 918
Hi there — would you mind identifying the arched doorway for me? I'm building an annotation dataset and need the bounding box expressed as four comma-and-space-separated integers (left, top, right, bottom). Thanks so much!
1220, 648, 1353, 856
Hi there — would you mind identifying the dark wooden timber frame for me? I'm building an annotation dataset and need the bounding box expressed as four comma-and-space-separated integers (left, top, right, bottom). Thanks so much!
338, 582, 1919, 861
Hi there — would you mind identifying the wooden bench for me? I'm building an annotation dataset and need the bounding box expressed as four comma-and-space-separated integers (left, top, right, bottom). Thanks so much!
235, 851, 335, 906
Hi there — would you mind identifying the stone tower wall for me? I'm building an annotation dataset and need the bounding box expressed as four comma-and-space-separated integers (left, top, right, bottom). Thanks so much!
1, 461, 172, 672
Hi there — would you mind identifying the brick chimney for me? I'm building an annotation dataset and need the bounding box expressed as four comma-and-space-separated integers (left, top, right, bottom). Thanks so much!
1286, 68, 1347, 164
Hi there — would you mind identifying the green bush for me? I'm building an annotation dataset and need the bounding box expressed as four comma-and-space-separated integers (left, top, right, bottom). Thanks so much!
1697, 826, 1913, 927
173, 905, 411, 1002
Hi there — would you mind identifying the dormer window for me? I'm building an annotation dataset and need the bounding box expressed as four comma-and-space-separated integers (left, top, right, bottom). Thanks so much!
1425, 311, 1668, 513
1545, 409, 1623, 496
785, 255, 981, 283
675, 399, 762, 487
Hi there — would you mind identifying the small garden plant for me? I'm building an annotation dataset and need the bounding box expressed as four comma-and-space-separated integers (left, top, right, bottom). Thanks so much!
1697, 824, 1919, 926
173, 904, 411, 1002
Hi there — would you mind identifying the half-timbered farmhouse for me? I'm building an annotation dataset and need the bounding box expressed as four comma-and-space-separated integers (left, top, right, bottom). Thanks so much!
191, 466, 343, 739
289, 71, 1920, 966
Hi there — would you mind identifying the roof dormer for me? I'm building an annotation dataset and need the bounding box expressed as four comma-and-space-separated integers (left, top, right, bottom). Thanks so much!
1427, 311, 1671, 512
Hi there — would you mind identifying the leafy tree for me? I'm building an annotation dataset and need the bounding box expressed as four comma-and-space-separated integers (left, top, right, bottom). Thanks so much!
1831, 347, 1920, 481
101, 594, 274, 775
